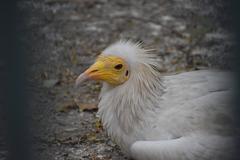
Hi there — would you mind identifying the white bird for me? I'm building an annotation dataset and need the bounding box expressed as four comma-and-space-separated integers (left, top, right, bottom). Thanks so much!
76, 40, 239, 160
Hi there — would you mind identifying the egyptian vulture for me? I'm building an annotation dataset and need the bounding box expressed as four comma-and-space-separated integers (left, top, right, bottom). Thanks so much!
76, 40, 238, 160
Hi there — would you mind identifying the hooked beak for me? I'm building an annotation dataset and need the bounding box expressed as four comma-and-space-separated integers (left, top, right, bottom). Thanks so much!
75, 60, 104, 87
75, 73, 89, 86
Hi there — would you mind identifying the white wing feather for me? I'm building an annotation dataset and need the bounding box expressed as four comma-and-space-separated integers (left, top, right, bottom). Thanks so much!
131, 133, 237, 160
129, 71, 238, 160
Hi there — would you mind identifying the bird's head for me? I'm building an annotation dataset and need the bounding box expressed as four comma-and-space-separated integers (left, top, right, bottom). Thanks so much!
76, 40, 158, 86
76, 55, 130, 85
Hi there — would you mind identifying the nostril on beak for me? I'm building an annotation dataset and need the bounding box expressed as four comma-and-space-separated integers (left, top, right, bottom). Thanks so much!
90, 69, 98, 73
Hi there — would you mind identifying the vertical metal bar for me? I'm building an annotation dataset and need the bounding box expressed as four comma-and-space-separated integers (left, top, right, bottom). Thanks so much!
0, 0, 31, 160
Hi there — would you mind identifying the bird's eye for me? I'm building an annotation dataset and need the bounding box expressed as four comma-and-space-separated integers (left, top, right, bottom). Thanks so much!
114, 64, 123, 70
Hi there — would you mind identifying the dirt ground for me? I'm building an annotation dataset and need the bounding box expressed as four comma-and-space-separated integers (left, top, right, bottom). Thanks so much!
8, 0, 234, 159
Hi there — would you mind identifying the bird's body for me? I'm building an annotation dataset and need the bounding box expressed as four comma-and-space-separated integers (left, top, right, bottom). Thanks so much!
76, 41, 238, 160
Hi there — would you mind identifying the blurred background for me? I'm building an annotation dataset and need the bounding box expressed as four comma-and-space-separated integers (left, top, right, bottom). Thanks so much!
0, 0, 239, 160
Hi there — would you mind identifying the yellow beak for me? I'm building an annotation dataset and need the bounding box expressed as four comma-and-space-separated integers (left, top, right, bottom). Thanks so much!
75, 60, 105, 86
76, 55, 128, 86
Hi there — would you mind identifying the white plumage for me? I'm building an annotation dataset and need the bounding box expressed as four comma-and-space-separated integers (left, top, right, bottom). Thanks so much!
77, 40, 239, 160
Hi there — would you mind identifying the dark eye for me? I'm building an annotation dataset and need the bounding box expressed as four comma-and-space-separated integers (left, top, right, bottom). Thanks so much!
114, 64, 123, 70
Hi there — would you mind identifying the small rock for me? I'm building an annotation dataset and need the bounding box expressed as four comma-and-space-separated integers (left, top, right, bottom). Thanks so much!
74, 98, 98, 111
43, 79, 59, 88
64, 127, 78, 132
56, 100, 78, 112
78, 103, 98, 111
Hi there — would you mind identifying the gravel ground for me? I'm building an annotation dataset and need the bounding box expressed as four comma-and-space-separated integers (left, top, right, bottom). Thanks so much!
5, 0, 234, 159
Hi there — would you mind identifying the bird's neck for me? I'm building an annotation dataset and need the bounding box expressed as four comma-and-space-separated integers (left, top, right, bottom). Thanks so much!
98, 64, 165, 135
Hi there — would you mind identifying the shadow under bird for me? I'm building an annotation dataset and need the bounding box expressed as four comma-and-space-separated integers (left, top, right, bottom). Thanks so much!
76, 40, 239, 160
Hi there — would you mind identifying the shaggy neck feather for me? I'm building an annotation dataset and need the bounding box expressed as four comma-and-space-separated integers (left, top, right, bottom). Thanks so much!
98, 62, 165, 135
96, 40, 165, 150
